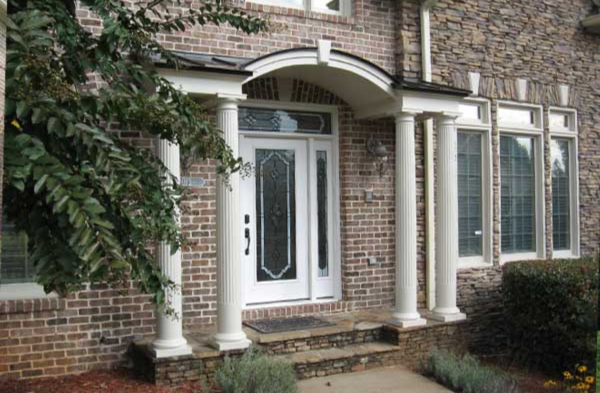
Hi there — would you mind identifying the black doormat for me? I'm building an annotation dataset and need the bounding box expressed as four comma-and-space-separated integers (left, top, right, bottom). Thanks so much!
244, 316, 334, 334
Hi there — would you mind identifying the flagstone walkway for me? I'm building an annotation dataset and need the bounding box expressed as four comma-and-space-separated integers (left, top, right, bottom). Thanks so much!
298, 366, 453, 393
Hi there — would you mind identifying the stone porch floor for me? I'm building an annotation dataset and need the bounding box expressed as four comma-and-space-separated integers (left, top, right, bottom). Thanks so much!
183, 307, 452, 354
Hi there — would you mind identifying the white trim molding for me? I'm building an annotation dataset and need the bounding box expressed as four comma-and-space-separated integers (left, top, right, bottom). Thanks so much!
497, 102, 546, 264
245, 48, 396, 100
549, 107, 580, 259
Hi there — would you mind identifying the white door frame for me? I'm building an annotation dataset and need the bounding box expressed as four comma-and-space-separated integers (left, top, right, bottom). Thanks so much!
239, 100, 342, 308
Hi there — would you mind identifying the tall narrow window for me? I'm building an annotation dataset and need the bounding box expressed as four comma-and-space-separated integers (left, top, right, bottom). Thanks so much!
500, 135, 536, 253
457, 132, 483, 257
551, 139, 570, 251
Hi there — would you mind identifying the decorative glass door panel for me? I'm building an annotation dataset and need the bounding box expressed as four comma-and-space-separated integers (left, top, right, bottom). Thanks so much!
255, 149, 297, 282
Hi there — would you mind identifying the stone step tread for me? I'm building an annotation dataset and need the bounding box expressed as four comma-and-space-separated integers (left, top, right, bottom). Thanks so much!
275, 342, 398, 365
246, 321, 384, 344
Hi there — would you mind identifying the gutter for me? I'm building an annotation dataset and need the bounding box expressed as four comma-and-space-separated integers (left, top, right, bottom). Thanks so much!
421, 0, 438, 311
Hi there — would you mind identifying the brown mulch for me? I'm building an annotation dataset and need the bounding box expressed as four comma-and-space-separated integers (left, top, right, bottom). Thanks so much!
481, 355, 551, 393
0, 368, 204, 393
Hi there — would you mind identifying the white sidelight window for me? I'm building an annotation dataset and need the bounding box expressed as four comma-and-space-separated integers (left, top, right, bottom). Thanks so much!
549, 108, 579, 258
249, 0, 350, 15
456, 99, 493, 268
498, 102, 545, 263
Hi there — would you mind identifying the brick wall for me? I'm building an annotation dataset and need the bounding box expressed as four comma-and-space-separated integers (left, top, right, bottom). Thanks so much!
1, 0, 599, 381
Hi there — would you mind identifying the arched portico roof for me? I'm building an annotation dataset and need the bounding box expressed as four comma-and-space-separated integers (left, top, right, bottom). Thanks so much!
156, 47, 469, 116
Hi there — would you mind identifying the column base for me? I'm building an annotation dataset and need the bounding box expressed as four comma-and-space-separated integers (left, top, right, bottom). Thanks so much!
429, 311, 467, 323
387, 317, 427, 328
151, 341, 193, 359
211, 332, 251, 351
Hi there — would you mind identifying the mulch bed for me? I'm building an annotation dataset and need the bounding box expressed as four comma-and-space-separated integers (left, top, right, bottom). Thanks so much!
0, 368, 204, 393
481, 355, 551, 393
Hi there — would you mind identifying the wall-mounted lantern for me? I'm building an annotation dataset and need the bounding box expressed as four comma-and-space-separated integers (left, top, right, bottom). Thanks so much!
366, 137, 389, 177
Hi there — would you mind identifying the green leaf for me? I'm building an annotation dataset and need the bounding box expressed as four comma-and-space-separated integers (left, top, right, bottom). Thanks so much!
34, 174, 49, 193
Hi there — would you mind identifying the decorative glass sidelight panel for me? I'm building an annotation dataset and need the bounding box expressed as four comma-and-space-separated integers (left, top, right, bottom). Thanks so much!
239, 107, 332, 135
316, 151, 329, 277
500, 135, 536, 253
551, 139, 571, 250
256, 149, 297, 282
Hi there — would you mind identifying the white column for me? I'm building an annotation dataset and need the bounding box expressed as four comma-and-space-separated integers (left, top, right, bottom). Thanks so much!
431, 115, 466, 322
152, 139, 192, 358
212, 95, 251, 351
389, 113, 426, 328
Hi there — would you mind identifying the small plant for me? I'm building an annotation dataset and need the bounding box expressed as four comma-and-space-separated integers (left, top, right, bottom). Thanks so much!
214, 347, 298, 393
421, 349, 519, 393
544, 365, 596, 393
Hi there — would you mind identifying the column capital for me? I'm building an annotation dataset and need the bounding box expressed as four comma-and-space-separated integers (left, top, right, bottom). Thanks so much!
394, 111, 420, 123
217, 93, 246, 105
435, 112, 460, 125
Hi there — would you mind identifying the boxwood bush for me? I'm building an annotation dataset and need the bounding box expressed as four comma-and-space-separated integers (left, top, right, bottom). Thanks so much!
503, 258, 598, 373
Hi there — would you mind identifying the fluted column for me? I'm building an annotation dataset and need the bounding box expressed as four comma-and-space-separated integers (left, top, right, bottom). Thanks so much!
389, 113, 426, 328
212, 95, 251, 351
431, 115, 466, 322
152, 139, 192, 358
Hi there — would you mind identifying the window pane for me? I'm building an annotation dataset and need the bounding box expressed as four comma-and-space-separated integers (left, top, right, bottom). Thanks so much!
256, 149, 297, 282
500, 135, 536, 253
498, 106, 535, 126
551, 139, 570, 251
316, 151, 329, 277
457, 132, 483, 257
239, 108, 332, 135
312, 0, 340, 11
1, 220, 33, 284
550, 113, 570, 130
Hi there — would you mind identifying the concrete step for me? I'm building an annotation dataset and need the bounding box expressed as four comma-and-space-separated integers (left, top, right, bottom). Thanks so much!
274, 341, 401, 380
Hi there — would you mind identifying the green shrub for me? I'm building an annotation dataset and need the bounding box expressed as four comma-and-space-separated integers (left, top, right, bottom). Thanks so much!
503, 258, 598, 374
215, 347, 298, 393
421, 349, 519, 393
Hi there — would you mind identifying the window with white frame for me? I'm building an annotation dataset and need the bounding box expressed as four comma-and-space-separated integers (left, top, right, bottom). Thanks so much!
456, 99, 492, 267
498, 102, 545, 262
250, 0, 349, 15
549, 108, 579, 258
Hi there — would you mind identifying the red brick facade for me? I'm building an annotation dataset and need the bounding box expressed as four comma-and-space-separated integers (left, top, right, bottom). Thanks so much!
1, 0, 599, 381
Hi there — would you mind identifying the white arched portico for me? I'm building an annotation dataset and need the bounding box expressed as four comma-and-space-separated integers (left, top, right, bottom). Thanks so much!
155, 42, 467, 353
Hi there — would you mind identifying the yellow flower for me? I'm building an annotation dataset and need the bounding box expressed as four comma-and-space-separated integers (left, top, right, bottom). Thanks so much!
585, 376, 595, 384
10, 119, 22, 130
577, 365, 587, 373
544, 380, 557, 388
564, 371, 573, 380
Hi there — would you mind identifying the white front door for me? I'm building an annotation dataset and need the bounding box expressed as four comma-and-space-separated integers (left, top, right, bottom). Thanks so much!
241, 138, 310, 304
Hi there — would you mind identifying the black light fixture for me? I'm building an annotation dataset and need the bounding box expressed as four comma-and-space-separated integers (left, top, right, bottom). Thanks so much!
366, 137, 389, 177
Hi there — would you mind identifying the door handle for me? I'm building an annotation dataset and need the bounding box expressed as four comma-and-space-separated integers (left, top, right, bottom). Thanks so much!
245, 228, 250, 255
